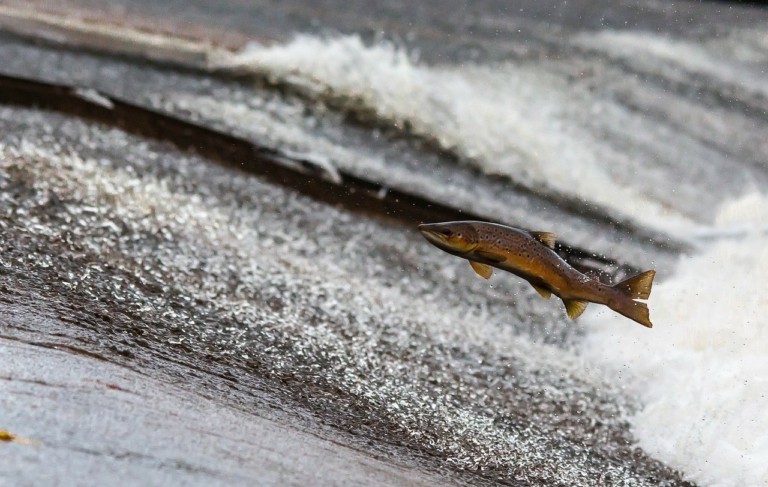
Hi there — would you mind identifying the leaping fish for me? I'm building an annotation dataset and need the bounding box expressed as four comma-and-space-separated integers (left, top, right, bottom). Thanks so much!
418, 221, 655, 327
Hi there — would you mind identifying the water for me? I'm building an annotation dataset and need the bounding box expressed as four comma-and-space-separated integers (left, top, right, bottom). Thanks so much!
584, 193, 768, 487
0, 108, 663, 485
222, 32, 768, 237
227, 35, 699, 234
218, 30, 768, 485
2, 2, 768, 485
213, 30, 768, 484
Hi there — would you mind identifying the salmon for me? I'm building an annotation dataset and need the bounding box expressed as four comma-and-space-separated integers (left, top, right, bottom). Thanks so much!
418, 221, 655, 327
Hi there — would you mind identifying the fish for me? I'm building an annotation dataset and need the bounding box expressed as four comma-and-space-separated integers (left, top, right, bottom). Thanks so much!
418, 221, 655, 327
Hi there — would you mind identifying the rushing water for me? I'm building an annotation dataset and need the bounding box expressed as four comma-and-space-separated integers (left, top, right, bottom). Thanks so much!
584, 193, 768, 487
220, 30, 768, 486
2, 2, 768, 486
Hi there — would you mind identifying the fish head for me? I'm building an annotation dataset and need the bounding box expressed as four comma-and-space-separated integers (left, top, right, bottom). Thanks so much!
418, 222, 479, 256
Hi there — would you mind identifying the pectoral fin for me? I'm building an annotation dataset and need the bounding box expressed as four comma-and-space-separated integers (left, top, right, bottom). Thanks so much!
469, 261, 493, 279
529, 231, 556, 249
531, 283, 551, 299
563, 299, 588, 319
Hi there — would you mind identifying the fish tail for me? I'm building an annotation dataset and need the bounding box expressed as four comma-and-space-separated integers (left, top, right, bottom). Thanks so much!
612, 299, 653, 328
612, 269, 655, 300
610, 270, 655, 327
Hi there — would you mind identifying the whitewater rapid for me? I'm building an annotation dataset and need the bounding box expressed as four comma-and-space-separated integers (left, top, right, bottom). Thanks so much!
225, 35, 697, 235
583, 193, 768, 487
217, 32, 768, 485
221, 32, 768, 240
3, 1, 768, 484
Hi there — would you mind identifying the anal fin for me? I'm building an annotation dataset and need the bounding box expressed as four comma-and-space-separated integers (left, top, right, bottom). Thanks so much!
469, 261, 493, 279
563, 299, 588, 319
531, 283, 551, 299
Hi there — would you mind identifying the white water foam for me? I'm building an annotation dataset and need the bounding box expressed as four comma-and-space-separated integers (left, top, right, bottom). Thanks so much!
582, 192, 768, 487
222, 35, 699, 235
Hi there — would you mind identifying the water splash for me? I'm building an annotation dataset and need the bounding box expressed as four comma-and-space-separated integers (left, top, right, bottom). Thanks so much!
583, 192, 768, 487
223, 34, 700, 235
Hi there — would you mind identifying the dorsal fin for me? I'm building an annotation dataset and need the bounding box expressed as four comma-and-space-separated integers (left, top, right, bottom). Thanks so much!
613, 270, 655, 300
530, 283, 551, 300
563, 299, 588, 319
529, 231, 556, 249
469, 261, 493, 279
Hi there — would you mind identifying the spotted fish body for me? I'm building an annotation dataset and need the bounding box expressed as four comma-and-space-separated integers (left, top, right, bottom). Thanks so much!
418, 221, 655, 327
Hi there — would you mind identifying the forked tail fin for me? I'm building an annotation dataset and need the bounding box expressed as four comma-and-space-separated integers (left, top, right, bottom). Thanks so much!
613, 270, 655, 300
611, 269, 656, 327
615, 299, 653, 328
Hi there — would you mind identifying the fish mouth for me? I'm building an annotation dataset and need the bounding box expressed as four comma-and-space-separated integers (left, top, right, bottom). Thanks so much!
418, 223, 475, 254
418, 224, 449, 246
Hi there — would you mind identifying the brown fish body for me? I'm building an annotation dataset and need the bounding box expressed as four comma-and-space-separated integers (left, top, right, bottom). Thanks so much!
419, 221, 655, 327
467, 224, 617, 303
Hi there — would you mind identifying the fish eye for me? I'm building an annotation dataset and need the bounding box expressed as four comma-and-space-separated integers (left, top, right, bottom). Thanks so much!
441, 228, 453, 237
